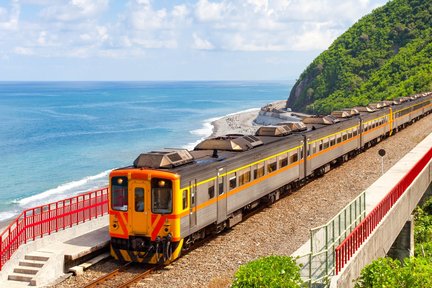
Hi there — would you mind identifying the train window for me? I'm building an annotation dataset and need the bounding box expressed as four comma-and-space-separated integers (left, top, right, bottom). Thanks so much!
111, 177, 128, 212
218, 176, 225, 195
342, 132, 347, 141
254, 163, 265, 179
323, 139, 329, 149
289, 151, 298, 163
300, 147, 304, 159
312, 143, 317, 154
182, 190, 188, 209
191, 189, 196, 206
238, 169, 251, 186
330, 137, 335, 146
151, 178, 173, 214
208, 183, 215, 199
336, 134, 341, 143
267, 158, 277, 173
319, 140, 323, 151
229, 173, 237, 190
348, 130, 353, 139
134, 188, 144, 212
353, 128, 358, 136
279, 153, 288, 167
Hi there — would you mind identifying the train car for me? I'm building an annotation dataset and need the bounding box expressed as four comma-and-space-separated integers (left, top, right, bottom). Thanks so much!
359, 106, 391, 148
108, 92, 432, 264
303, 116, 361, 177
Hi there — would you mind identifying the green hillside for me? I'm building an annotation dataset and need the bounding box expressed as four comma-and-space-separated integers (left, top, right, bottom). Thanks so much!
288, 0, 432, 114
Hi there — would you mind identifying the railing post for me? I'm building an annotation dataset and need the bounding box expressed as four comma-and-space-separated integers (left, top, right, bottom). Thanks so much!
56, 202, 59, 232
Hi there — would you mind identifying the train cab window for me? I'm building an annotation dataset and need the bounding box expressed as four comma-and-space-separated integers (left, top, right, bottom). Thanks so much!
208, 183, 215, 199
267, 159, 277, 173
134, 188, 144, 212
182, 190, 188, 209
151, 178, 172, 214
111, 177, 128, 211
253, 163, 265, 179
229, 174, 237, 190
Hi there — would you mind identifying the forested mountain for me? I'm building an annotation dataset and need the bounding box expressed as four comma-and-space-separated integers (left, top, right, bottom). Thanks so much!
287, 0, 432, 114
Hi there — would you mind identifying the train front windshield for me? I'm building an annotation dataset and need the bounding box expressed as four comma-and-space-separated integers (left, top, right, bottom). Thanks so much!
111, 176, 128, 211
151, 178, 172, 214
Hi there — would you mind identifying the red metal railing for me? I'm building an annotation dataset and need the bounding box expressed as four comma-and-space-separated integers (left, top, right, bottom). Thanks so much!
335, 146, 432, 274
0, 187, 108, 271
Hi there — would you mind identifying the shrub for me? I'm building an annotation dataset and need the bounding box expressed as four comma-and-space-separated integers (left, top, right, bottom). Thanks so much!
231, 256, 303, 288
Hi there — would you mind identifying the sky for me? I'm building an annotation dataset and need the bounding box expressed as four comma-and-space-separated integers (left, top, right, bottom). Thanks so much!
0, 0, 389, 81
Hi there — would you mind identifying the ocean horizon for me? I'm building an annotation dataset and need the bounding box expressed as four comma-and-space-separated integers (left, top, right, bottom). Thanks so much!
0, 81, 293, 222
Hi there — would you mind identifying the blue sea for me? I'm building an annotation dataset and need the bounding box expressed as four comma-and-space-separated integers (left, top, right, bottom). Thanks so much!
0, 81, 293, 222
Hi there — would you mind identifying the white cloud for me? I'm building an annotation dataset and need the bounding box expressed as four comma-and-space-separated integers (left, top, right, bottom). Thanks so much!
192, 33, 214, 50
291, 23, 340, 51
41, 0, 108, 22
14, 46, 33, 55
0, 1, 20, 30
37, 31, 47, 45
195, 0, 229, 22
190, 0, 388, 51
0, 0, 389, 61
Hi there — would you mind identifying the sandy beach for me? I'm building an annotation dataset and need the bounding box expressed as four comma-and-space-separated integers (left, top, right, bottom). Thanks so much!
210, 100, 299, 138
210, 109, 262, 137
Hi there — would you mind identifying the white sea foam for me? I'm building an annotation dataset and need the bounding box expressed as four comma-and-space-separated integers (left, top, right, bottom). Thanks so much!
0, 211, 19, 222
15, 169, 112, 208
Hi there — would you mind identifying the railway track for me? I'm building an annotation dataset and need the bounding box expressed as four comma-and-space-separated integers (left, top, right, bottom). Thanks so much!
83, 262, 161, 288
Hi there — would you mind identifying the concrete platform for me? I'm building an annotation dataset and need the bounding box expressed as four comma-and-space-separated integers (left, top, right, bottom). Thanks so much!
0, 215, 110, 287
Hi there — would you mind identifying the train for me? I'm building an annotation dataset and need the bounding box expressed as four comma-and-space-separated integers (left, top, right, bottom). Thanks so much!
108, 92, 432, 264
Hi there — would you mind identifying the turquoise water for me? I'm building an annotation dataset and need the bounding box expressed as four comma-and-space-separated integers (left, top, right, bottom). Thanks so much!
0, 81, 292, 221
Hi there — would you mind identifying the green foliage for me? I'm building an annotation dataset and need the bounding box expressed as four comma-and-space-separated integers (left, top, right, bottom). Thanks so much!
355, 257, 432, 288
289, 0, 432, 114
354, 257, 401, 288
231, 256, 303, 288
414, 205, 432, 244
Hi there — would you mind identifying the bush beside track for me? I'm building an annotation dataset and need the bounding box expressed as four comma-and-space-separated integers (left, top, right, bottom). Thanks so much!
232, 256, 303, 288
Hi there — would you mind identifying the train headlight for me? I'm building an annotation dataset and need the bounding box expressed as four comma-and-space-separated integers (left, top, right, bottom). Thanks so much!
158, 180, 165, 187
117, 178, 124, 184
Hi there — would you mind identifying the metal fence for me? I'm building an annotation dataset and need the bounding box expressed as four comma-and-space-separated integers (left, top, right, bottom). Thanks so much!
335, 146, 432, 274
296, 192, 366, 286
0, 187, 109, 271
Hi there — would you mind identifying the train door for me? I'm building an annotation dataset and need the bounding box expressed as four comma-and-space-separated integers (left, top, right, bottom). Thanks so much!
130, 180, 149, 235
189, 180, 197, 228
301, 138, 307, 179
217, 167, 227, 224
